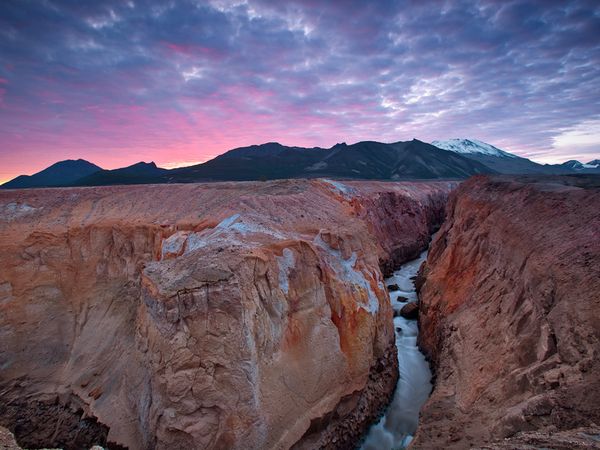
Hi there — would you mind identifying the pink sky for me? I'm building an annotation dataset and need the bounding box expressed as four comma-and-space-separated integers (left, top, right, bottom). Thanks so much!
1, 0, 599, 183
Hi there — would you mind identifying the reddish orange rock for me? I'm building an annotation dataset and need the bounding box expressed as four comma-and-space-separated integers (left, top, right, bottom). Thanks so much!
0, 179, 454, 449
414, 175, 600, 449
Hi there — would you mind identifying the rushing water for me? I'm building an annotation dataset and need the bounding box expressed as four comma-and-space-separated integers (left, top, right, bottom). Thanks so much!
361, 250, 432, 450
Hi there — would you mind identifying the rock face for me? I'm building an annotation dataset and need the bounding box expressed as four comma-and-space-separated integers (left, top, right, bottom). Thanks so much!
415, 175, 600, 448
0, 425, 21, 450
0, 179, 453, 450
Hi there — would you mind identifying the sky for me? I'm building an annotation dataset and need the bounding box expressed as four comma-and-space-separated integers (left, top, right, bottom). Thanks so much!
0, 0, 599, 183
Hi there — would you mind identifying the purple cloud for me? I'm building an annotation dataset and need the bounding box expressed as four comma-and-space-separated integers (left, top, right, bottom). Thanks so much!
0, 0, 599, 182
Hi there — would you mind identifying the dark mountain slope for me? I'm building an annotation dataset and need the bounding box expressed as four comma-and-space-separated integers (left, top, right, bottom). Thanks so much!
73, 162, 168, 186
164, 139, 494, 182
464, 153, 574, 174
1, 159, 102, 189
432, 139, 574, 175
2, 139, 496, 188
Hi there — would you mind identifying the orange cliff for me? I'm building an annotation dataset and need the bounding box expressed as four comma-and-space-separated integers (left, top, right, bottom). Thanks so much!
0, 179, 455, 450
414, 175, 600, 449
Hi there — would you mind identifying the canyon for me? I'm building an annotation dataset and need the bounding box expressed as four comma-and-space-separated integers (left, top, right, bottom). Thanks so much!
1, 174, 599, 450
0, 179, 452, 450
415, 175, 600, 449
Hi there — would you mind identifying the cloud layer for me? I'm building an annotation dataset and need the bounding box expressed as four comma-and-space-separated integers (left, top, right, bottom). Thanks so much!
1, 0, 599, 180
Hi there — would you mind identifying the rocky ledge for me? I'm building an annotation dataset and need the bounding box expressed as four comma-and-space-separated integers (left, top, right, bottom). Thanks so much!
0, 179, 453, 450
414, 175, 600, 449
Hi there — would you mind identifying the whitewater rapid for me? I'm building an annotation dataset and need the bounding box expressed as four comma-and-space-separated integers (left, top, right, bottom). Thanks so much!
361, 250, 432, 450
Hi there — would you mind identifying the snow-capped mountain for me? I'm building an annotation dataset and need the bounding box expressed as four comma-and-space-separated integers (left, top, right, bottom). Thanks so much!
430, 138, 576, 174
561, 159, 600, 171
562, 160, 585, 170
431, 139, 517, 158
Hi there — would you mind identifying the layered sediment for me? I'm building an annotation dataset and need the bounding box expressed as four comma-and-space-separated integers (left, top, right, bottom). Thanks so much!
414, 175, 600, 449
0, 179, 453, 450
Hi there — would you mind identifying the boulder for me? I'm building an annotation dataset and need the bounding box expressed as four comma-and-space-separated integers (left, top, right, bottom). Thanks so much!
400, 302, 419, 320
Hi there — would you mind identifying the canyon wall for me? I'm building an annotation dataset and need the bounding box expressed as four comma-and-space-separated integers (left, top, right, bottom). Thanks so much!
414, 175, 600, 449
0, 179, 453, 450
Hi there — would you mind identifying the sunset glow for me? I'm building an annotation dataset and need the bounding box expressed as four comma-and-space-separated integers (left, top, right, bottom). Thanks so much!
1, 0, 599, 181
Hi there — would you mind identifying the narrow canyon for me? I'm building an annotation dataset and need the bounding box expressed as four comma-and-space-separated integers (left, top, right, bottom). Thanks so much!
415, 175, 600, 449
1, 175, 599, 449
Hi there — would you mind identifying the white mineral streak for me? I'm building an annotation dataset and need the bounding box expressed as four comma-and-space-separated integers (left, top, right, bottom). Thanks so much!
276, 248, 295, 295
313, 233, 381, 314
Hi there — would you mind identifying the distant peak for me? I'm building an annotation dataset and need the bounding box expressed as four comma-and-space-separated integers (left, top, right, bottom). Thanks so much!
562, 159, 600, 170
431, 138, 517, 158
1, 158, 102, 188
53, 158, 98, 166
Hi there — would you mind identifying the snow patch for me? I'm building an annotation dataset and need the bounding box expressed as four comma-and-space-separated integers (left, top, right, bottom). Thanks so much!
276, 248, 295, 294
432, 138, 517, 158
314, 234, 380, 314
305, 161, 328, 171
561, 160, 600, 170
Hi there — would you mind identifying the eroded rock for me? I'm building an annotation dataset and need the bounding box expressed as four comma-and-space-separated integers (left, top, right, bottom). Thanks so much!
414, 175, 600, 449
0, 179, 454, 449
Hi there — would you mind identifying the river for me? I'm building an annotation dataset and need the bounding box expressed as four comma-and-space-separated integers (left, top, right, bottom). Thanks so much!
361, 250, 432, 450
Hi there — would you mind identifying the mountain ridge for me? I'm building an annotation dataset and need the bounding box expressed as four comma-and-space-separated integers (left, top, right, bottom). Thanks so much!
2, 139, 494, 188
3, 139, 598, 189
73, 161, 169, 186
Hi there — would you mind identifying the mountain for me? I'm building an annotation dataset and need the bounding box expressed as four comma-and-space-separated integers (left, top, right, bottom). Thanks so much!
562, 160, 585, 170
560, 159, 600, 173
1, 159, 102, 189
431, 139, 573, 174
0, 139, 534, 189
73, 161, 169, 186
4, 139, 598, 189
165, 139, 494, 182
431, 138, 516, 158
